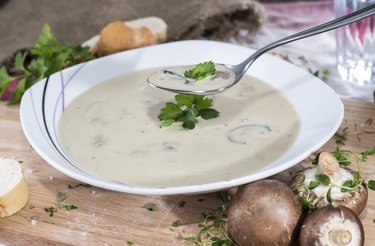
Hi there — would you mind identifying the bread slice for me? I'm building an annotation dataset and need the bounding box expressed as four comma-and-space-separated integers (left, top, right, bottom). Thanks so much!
92, 16, 168, 56
126, 16, 168, 43
0, 158, 29, 217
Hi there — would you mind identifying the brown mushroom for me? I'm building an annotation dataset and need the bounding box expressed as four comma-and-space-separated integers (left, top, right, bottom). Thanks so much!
227, 179, 304, 246
300, 205, 364, 246
289, 152, 368, 215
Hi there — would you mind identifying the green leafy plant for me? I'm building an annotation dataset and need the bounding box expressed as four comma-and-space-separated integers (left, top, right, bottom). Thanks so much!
0, 23, 95, 104
184, 61, 216, 81
184, 206, 236, 246
158, 94, 220, 129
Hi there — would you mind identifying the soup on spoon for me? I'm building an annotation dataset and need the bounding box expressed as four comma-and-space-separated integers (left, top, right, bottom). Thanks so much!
147, 61, 236, 95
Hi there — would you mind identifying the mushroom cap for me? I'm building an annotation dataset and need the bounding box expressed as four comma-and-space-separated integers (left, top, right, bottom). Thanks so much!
300, 205, 364, 246
227, 179, 304, 246
289, 167, 368, 215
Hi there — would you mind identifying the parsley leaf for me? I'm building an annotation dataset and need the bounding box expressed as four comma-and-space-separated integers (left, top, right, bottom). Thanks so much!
0, 23, 95, 104
58, 204, 78, 211
44, 206, 58, 217
143, 202, 157, 211
56, 191, 67, 202
158, 94, 220, 130
184, 61, 216, 80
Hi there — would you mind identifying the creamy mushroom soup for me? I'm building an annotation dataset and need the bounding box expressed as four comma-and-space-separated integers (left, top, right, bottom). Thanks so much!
58, 68, 300, 187
147, 64, 236, 93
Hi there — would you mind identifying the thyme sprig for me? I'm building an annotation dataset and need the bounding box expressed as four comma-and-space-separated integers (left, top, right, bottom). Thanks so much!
184, 206, 236, 246
295, 146, 375, 213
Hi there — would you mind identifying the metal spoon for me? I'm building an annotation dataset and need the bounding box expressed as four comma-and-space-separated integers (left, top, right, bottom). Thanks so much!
147, 4, 375, 95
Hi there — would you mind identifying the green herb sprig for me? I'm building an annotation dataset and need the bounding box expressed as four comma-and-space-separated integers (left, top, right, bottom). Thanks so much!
299, 146, 375, 212
158, 94, 220, 129
295, 146, 375, 213
143, 202, 157, 211
0, 24, 95, 104
184, 61, 216, 81
184, 206, 236, 246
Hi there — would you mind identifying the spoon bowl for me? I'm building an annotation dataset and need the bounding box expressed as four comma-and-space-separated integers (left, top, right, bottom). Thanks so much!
148, 4, 375, 95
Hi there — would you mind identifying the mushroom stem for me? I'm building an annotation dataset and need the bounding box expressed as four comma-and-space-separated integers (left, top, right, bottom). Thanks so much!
316, 152, 341, 183
329, 229, 352, 245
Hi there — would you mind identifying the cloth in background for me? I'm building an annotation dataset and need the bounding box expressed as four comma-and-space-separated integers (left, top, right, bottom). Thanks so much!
0, 0, 266, 61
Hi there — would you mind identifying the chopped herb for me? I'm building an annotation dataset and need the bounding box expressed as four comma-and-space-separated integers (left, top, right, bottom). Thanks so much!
177, 200, 186, 208
219, 191, 230, 203
44, 206, 57, 217
56, 191, 67, 202
335, 126, 349, 145
143, 202, 157, 211
184, 206, 236, 246
184, 61, 216, 81
127, 241, 134, 246
28, 204, 35, 209
297, 56, 330, 81
0, 24, 95, 104
172, 220, 181, 227
335, 119, 375, 145
158, 94, 220, 129
365, 118, 373, 126
58, 204, 78, 211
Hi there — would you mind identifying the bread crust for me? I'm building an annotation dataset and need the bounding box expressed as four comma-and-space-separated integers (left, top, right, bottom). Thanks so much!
0, 174, 29, 217
96, 16, 168, 56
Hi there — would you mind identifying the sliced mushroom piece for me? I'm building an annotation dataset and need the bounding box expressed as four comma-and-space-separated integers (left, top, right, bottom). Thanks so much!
289, 152, 368, 215
300, 205, 364, 246
227, 179, 304, 246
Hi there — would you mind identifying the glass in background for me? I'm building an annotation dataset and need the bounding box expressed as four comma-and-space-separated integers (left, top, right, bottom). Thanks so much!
334, 0, 375, 86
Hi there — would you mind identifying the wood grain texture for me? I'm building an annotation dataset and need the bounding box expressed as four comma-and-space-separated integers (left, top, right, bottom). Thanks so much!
0, 99, 374, 245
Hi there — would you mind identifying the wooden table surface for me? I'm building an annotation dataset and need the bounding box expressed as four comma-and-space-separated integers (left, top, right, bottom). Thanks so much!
0, 98, 374, 246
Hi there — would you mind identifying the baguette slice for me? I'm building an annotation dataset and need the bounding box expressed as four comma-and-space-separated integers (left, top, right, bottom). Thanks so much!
87, 16, 168, 56
126, 16, 168, 43
0, 158, 29, 217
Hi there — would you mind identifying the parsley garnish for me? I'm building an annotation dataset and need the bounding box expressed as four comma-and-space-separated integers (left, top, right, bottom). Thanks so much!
56, 191, 67, 202
143, 202, 157, 211
184, 206, 236, 246
184, 61, 216, 81
158, 94, 220, 129
58, 204, 78, 211
171, 220, 182, 228
0, 23, 95, 104
44, 206, 58, 217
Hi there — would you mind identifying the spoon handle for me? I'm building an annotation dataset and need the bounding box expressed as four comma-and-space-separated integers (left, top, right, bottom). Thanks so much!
238, 4, 375, 74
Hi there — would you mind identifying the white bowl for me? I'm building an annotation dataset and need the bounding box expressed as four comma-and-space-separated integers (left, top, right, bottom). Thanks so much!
20, 40, 343, 195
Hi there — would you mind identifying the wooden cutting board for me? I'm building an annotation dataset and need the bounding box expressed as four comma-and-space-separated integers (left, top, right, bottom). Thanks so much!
0, 98, 374, 245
